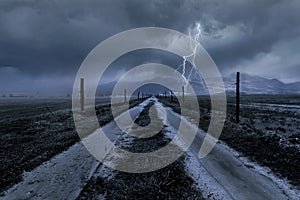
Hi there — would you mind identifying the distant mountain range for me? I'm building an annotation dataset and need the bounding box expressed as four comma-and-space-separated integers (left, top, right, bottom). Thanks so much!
223, 73, 300, 94
97, 73, 300, 96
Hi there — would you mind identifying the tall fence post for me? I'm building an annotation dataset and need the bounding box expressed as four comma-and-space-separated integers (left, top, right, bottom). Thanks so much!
236, 72, 240, 123
182, 86, 185, 103
138, 91, 140, 100
124, 89, 127, 103
80, 78, 84, 111
170, 90, 173, 102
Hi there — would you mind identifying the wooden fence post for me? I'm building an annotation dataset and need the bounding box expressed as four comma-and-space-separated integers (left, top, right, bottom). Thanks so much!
170, 90, 173, 102
236, 72, 240, 123
182, 86, 185, 103
124, 89, 127, 103
80, 78, 84, 111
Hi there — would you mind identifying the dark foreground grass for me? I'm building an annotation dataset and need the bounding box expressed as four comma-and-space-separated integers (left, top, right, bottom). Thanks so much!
0, 98, 143, 194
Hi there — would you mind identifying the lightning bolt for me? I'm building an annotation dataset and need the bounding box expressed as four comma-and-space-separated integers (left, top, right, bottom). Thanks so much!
177, 22, 204, 90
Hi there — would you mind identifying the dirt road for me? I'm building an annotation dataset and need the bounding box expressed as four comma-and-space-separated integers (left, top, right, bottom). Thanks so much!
165, 106, 297, 199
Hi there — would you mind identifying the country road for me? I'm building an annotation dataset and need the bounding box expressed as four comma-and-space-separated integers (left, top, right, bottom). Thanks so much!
164, 103, 297, 200
2, 97, 298, 200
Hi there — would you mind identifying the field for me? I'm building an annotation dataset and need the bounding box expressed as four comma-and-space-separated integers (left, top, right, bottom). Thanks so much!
0, 97, 142, 193
0, 94, 299, 198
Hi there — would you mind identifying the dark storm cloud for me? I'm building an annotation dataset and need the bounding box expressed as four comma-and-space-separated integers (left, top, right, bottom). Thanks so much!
0, 0, 299, 95
124, 0, 300, 60
0, 0, 130, 76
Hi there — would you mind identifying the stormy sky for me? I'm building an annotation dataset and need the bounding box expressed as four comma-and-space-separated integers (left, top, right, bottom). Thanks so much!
0, 0, 299, 96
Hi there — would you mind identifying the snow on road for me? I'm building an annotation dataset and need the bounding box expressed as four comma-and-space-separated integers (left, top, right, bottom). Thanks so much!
160, 99, 299, 200
2, 141, 99, 200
